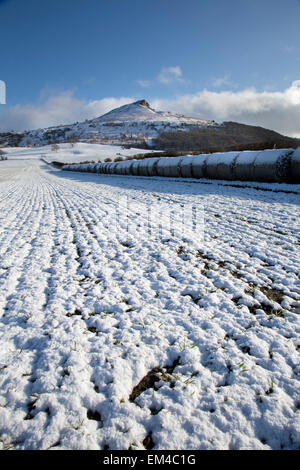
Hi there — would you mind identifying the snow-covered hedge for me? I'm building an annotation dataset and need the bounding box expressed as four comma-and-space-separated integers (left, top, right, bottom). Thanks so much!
62, 147, 300, 183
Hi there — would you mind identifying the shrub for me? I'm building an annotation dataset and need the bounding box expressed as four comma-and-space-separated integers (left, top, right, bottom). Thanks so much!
67, 134, 79, 147
0, 149, 7, 160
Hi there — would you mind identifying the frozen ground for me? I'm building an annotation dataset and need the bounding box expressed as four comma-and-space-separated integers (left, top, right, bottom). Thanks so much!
0, 157, 299, 450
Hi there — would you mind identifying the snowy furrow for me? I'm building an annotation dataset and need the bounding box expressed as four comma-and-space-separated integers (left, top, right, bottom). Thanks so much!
0, 158, 299, 450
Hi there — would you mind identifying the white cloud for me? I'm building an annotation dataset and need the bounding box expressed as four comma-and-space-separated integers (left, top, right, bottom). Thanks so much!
211, 74, 236, 89
137, 80, 151, 88
158, 66, 184, 85
0, 91, 133, 131
152, 82, 300, 137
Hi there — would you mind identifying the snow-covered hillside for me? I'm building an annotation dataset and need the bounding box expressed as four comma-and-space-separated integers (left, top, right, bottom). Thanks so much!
98, 100, 212, 125
1, 99, 299, 153
3, 100, 217, 148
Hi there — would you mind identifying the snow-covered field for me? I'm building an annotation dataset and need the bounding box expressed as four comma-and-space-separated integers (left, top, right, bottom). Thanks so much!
3, 143, 151, 164
0, 156, 299, 450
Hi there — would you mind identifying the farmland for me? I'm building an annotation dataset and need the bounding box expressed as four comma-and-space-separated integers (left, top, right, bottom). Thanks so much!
0, 156, 299, 450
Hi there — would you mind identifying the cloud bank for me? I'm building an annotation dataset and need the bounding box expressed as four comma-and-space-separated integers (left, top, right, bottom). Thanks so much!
1, 82, 300, 137
152, 81, 300, 137
0, 92, 133, 132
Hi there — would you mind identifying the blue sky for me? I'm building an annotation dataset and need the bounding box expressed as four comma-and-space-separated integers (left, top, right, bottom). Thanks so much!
0, 0, 300, 135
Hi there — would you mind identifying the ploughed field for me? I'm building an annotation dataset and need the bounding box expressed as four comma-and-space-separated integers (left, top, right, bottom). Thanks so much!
0, 158, 299, 450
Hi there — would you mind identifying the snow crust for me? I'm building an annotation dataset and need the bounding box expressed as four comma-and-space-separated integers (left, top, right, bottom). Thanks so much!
0, 155, 299, 450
